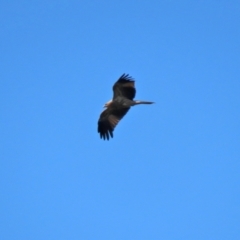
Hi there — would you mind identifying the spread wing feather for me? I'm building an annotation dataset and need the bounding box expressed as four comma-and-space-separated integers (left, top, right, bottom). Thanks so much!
113, 73, 136, 100
98, 107, 130, 140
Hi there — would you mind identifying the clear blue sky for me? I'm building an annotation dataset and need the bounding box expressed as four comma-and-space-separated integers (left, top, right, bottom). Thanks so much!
1, 1, 240, 239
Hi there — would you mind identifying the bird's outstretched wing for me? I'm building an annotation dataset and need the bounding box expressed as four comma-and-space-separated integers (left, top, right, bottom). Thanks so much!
113, 73, 136, 100
98, 107, 130, 140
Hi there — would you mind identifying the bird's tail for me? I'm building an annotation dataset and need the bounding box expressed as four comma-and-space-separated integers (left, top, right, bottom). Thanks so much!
134, 100, 154, 105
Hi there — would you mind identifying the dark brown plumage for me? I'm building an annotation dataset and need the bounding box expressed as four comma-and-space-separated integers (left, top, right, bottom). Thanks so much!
98, 74, 154, 140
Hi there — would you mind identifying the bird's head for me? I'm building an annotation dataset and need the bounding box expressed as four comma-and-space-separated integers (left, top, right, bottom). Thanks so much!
103, 100, 112, 108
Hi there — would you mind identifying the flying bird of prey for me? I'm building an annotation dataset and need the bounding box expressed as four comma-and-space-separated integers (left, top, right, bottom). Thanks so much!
97, 73, 154, 140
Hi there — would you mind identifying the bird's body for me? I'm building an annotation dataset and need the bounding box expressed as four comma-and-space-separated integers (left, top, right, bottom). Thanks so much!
98, 74, 154, 140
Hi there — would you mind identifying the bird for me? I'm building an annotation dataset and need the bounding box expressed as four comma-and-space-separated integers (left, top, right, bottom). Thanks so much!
97, 73, 154, 140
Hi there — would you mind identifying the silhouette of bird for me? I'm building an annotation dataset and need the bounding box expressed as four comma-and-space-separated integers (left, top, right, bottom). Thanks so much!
98, 73, 154, 140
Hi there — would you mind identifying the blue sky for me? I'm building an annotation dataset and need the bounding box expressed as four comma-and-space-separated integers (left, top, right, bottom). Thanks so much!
1, 1, 240, 239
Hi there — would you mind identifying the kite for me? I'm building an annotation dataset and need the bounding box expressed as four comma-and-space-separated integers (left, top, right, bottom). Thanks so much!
98, 73, 154, 140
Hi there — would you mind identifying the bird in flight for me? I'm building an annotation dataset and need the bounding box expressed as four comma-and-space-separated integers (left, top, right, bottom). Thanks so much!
98, 73, 154, 140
